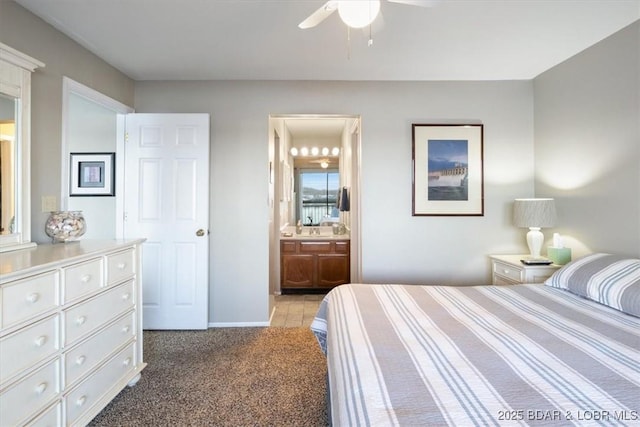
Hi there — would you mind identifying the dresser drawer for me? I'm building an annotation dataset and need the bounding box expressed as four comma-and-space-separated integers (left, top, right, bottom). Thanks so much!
106, 249, 135, 286
2, 271, 59, 329
493, 261, 523, 282
65, 311, 135, 386
0, 358, 61, 427
64, 281, 134, 346
26, 402, 61, 427
0, 315, 59, 385
65, 343, 135, 425
63, 258, 104, 303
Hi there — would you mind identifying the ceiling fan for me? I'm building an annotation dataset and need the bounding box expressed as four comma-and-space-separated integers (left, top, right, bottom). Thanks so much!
298, 0, 440, 30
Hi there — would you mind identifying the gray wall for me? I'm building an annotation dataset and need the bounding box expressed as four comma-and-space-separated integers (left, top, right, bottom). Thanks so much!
0, 1, 134, 242
534, 21, 640, 258
134, 80, 535, 323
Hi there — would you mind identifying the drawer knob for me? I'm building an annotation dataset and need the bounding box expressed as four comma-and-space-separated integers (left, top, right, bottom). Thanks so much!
123, 357, 132, 367
503, 269, 509, 274
76, 355, 86, 365
117, 262, 127, 270
80, 274, 92, 283
34, 335, 47, 347
26, 293, 40, 303
35, 382, 47, 395
122, 293, 131, 301
122, 325, 130, 333
76, 395, 87, 407
76, 316, 87, 325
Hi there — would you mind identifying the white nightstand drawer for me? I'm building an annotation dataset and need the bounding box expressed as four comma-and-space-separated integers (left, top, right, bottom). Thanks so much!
0, 315, 59, 385
63, 258, 104, 303
0, 358, 61, 427
64, 281, 134, 346
2, 271, 59, 329
493, 261, 523, 282
65, 311, 135, 386
65, 343, 135, 425
106, 249, 135, 286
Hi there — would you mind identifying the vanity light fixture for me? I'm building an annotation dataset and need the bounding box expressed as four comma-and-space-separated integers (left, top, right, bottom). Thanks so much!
289, 146, 340, 157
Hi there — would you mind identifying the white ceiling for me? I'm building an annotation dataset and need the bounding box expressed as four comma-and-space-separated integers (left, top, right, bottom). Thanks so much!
15, 0, 640, 82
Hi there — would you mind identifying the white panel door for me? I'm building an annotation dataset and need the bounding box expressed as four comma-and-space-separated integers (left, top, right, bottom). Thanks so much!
124, 113, 209, 329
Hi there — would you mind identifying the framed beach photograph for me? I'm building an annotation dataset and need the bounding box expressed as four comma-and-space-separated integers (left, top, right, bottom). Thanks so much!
70, 152, 115, 196
412, 124, 484, 216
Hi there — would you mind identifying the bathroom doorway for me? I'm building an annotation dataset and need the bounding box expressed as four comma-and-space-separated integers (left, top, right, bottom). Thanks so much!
267, 114, 362, 305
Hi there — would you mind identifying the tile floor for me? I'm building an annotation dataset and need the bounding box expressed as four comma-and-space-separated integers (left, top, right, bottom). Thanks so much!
270, 294, 325, 327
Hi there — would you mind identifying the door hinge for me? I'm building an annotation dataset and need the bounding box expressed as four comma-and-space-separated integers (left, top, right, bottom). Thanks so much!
125, 132, 129, 142
123, 211, 128, 222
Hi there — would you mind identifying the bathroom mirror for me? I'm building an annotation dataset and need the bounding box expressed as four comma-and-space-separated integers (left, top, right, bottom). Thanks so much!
0, 43, 44, 252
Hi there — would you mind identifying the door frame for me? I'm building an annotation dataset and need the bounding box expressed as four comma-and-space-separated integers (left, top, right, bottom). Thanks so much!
268, 114, 362, 300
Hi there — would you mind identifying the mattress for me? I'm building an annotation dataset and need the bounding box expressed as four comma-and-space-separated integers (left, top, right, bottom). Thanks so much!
311, 283, 640, 426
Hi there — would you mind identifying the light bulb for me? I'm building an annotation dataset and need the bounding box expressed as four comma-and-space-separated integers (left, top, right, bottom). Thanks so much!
311, 146, 319, 156
300, 147, 309, 156
322, 147, 329, 156
331, 147, 340, 156
290, 147, 298, 156
320, 161, 329, 169
338, 0, 380, 29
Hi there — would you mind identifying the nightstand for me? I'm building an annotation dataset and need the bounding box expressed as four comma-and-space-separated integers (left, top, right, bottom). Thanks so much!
489, 254, 562, 285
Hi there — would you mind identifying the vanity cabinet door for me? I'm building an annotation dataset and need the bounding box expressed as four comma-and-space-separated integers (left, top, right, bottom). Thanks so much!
317, 254, 350, 288
281, 254, 315, 288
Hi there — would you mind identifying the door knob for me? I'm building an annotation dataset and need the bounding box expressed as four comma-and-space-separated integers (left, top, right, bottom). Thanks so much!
196, 229, 207, 237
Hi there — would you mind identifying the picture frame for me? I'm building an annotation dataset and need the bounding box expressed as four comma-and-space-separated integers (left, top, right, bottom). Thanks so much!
70, 152, 115, 196
412, 124, 484, 216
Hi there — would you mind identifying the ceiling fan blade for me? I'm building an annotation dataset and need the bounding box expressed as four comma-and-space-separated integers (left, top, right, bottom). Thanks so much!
387, 0, 442, 7
298, 1, 339, 29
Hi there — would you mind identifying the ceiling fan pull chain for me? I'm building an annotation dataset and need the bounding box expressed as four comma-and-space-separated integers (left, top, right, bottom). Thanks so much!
347, 26, 352, 60
368, 23, 374, 47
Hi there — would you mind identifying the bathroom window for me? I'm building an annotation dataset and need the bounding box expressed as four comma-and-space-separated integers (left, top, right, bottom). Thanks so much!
298, 170, 339, 225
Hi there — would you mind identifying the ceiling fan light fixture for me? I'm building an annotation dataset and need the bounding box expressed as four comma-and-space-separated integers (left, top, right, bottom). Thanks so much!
338, 0, 380, 29
320, 161, 329, 169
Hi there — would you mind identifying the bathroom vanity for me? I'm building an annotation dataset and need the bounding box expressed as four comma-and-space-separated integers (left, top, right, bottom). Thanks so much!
280, 229, 350, 291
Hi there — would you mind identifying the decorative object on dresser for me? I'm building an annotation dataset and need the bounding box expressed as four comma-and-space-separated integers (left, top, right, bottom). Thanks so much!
490, 254, 561, 285
512, 198, 557, 259
0, 239, 146, 426
44, 210, 87, 243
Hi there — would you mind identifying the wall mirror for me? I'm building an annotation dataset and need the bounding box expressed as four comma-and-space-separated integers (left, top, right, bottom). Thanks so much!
0, 43, 44, 252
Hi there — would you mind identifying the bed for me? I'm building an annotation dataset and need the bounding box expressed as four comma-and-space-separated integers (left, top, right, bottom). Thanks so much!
311, 253, 640, 426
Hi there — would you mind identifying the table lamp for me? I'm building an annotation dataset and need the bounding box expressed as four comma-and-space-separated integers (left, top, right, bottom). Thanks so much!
513, 198, 557, 259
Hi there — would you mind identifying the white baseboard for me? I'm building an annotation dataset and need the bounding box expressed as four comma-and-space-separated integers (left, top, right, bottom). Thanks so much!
208, 321, 270, 328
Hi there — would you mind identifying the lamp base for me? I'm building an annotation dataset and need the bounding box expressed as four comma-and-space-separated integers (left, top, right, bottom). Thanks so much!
526, 227, 544, 259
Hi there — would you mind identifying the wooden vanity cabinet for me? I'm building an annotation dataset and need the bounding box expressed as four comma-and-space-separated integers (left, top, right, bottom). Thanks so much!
281, 240, 350, 290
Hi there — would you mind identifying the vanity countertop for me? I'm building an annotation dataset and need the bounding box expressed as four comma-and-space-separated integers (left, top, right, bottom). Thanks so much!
280, 225, 350, 241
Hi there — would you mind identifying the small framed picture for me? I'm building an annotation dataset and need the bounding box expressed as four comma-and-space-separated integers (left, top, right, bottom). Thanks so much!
70, 152, 115, 196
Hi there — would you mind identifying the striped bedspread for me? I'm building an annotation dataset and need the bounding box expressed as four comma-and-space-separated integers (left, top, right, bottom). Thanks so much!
310, 284, 640, 426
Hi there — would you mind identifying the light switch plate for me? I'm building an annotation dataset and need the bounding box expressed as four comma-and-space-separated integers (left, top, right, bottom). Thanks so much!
42, 195, 57, 212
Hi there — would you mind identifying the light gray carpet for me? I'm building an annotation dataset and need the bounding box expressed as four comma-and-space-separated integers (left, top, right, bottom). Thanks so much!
89, 327, 329, 426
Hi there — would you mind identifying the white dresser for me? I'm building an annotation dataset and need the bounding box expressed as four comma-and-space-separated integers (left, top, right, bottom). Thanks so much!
0, 240, 146, 426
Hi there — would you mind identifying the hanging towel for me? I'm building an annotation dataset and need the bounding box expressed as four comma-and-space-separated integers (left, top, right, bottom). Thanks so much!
339, 186, 350, 212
